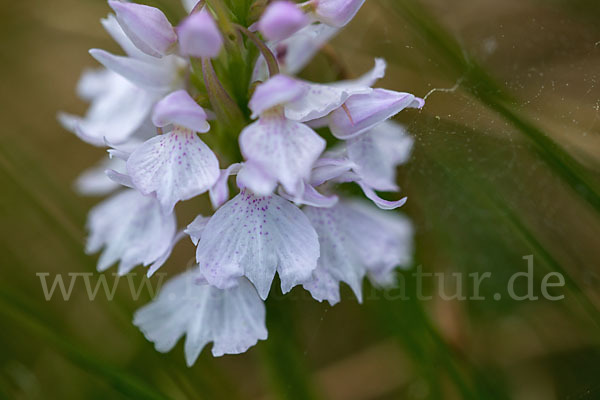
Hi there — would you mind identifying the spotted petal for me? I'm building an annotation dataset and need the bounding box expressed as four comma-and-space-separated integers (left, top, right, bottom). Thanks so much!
134, 271, 267, 363
127, 128, 220, 214
196, 191, 320, 299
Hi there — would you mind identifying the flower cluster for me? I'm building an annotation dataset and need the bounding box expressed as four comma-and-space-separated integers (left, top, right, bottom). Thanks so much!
60, 0, 422, 364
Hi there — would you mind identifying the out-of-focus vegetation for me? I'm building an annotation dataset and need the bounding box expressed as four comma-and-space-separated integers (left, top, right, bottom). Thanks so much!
1, 0, 600, 399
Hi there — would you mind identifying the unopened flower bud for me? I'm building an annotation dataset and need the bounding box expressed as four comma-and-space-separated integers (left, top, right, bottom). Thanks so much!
177, 10, 223, 58
258, 1, 309, 42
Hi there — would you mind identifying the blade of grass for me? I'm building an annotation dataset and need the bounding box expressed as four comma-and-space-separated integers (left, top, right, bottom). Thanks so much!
0, 142, 231, 399
418, 128, 600, 331
385, 0, 600, 214
0, 287, 169, 400
367, 277, 509, 400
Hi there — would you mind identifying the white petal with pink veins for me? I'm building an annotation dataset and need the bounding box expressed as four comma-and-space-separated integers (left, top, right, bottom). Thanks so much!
134, 271, 267, 363
239, 115, 325, 195
196, 191, 320, 299
127, 128, 220, 213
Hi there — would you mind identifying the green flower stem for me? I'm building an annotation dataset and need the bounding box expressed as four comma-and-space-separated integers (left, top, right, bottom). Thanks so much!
207, 0, 238, 42
195, 57, 245, 132
234, 23, 280, 77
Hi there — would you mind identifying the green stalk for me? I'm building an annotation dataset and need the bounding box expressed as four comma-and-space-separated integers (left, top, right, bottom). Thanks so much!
234, 23, 280, 76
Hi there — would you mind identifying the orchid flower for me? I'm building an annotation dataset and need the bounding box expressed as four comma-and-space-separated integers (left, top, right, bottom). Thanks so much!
61, 0, 422, 362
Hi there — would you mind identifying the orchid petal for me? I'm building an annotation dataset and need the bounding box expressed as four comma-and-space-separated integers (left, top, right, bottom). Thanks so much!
209, 163, 242, 209
178, 10, 223, 58
101, 14, 155, 60
312, 0, 366, 27
309, 156, 355, 186
127, 128, 220, 214
86, 189, 176, 275
239, 116, 325, 195
152, 90, 210, 133
236, 162, 278, 197
346, 120, 413, 191
276, 22, 339, 74
331, 58, 386, 90
279, 181, 338, 208
357, 181, 407, 210
105, 169, 134, 189
75, 157, 124, 196
89, 49, 175, 90
343, 201, 413, 287
58, 70, 154, 146
109, 1, 177, 58
249, 75, 307, 118
147, 231, 186, 277
303, 200, 412, 303
329, 89, 424, 139
284, 58, 385, 122
185, 215, 211, 245
302, 205, 367, 304
196, 191, 320, 299
134, 272, 267, 363
258, 1, 309, 42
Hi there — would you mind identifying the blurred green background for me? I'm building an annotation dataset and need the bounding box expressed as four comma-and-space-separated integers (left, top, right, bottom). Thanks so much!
2, 0, 600, 399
